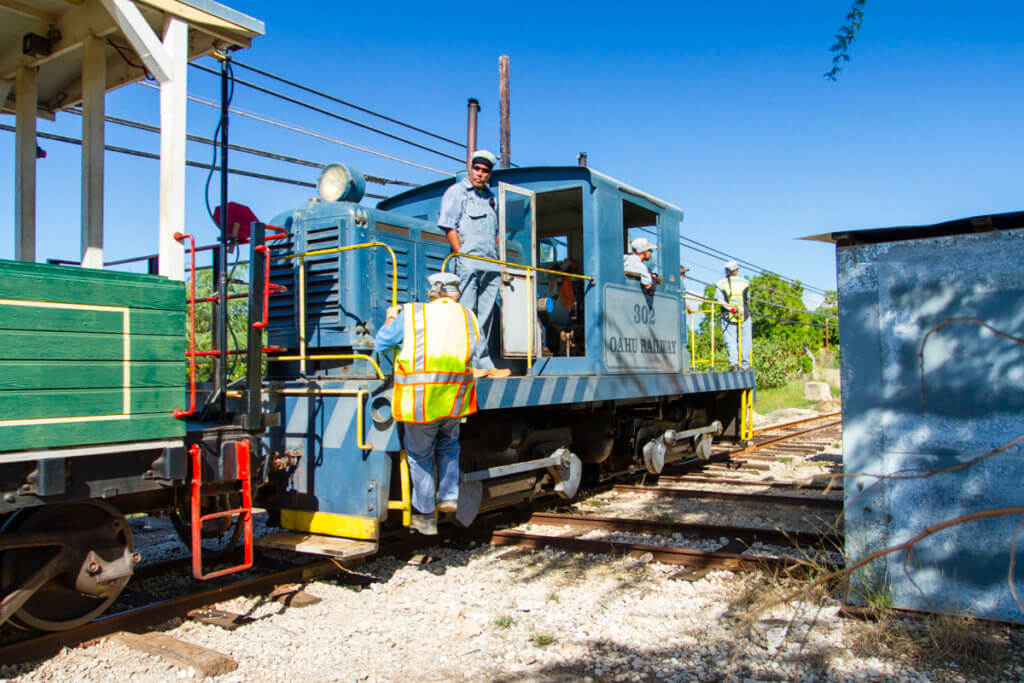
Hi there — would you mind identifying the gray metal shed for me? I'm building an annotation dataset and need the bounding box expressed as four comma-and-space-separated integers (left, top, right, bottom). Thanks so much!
807, 211, 1024, 622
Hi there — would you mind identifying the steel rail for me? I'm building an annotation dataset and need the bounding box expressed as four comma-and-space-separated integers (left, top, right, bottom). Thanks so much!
656, 474, 843, 493
0, 559, 337, 666
737, 420, 842, 455
752, 411, 842, 436
484, 529, 811, 575
525, 512, 840, 548
613, 484, 843, 511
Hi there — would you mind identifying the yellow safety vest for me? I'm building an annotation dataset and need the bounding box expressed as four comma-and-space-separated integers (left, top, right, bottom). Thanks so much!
715, 275, 749, 323
393, 297, 480, 423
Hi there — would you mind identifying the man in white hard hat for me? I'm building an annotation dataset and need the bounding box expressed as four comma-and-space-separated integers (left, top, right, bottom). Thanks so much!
437, 150, 510, 378
374, 272, 486, 535
623, 237, 660, 295
715, 260, 751, 370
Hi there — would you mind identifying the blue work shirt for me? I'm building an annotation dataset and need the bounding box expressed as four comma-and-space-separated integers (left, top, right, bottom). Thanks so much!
438, 178, 499, 265
373, 299, 488, 364
623, 253, 655, 287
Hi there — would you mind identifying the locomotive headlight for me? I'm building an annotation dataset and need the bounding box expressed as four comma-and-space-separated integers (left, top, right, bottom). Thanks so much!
317, 163, 366, 203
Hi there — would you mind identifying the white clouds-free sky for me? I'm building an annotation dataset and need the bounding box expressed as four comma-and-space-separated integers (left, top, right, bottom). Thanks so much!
2, 1, 1022, 300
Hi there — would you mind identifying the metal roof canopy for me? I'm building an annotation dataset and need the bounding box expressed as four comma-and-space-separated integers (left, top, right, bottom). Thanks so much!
2, 0, 263, 276
1, 0, 263, 116
802, 210, 1024, 248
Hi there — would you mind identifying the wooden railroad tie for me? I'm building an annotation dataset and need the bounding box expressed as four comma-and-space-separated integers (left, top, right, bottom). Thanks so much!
113, 631, 237, 677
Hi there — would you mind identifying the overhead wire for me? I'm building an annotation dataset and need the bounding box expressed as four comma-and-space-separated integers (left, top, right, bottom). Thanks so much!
190, 62, 465, 164
231, 60, 465, 149
679, 234, 829, 295
140, 81, 452, 176
1, 125, 387, 199
633, 226, 835, 313
63, 108, 418, 187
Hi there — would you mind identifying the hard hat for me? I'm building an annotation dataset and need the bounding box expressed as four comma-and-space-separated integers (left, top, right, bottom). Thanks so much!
427, 271, 461, 297
470, 150, 497, 169
428, 272, 461, 288
724, 260, 739, 272
630, 237, 657, 254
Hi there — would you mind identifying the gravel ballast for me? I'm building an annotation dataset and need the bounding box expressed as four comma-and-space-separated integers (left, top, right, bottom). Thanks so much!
3, 407, 1023, 681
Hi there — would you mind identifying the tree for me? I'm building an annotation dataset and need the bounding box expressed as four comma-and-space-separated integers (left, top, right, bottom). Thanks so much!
825, 0, 867, 80
189, 265, 251, 382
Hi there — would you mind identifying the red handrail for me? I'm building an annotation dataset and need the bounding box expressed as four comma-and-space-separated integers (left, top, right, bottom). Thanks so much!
252, 244, 271, 330
174, 232, 197, 419
251, 224, 289, 331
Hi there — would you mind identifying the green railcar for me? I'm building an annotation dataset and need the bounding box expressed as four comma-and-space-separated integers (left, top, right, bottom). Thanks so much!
0, 259, 186, 452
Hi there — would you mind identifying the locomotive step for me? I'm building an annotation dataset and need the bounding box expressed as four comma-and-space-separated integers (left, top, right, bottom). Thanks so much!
256, 532, 378, 560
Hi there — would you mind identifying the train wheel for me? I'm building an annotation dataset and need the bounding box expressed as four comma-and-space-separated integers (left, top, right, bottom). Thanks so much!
0, 501, 136, 631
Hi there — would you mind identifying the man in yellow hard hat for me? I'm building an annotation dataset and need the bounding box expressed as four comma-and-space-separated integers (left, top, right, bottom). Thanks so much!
374, 272, 485, 535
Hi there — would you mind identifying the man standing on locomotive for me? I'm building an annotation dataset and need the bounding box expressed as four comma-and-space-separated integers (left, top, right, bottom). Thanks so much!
623, 237, 659, 295
374, 272, 485, 535
715, 260, 751, 370
438, 149, 511, 379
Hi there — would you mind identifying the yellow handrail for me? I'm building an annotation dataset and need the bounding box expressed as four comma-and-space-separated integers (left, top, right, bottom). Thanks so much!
272, 353, 385, 381
439, 252, 593, 281
274, 242, 399, 374
684, 294, 749, 370
441, 253, 589, 371
387, 450, 412, 527
740, 388, 754, 441
272, 387, 372, 450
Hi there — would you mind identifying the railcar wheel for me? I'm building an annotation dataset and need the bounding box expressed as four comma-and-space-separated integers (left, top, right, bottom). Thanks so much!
0, 501, 136, 631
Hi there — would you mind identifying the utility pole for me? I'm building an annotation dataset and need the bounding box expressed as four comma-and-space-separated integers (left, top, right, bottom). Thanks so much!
499, 55, 510, 169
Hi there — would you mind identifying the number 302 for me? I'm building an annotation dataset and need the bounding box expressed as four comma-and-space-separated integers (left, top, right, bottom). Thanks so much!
633, 304, 656, 325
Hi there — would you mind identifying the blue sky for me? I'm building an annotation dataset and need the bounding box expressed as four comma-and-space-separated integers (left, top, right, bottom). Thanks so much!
3, 1, 1023, 304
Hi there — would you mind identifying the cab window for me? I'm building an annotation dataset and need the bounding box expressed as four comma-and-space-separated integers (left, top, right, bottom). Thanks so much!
622, 199, 659, 281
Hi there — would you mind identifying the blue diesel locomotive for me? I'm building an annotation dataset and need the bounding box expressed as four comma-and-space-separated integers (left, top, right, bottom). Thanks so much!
0, 161, 755, 630
254, 162, 756, 554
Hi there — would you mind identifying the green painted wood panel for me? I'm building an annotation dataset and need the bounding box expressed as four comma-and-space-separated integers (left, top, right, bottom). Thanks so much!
0, 264, 183, 310
1, 414, 185, 452
1, 330, 182, 361
0, 387, 183, 419
0, 306, 185, 335
0, 361, 183, 390
0, 260, 188, 451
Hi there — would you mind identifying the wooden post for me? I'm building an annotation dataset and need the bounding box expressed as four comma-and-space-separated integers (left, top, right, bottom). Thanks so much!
14, 66, 37, 262
81, 35, 105, 268
499, 55, 510, 169
158, 18, 187, 280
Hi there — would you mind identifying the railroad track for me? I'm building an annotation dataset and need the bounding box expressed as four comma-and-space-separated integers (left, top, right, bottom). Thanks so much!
1, 411, 846, 666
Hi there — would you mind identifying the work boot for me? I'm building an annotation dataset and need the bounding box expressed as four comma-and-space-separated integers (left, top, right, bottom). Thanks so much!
473, 368, 489, 379
486, 368, 511, 378
410, 514, 437, 535
437, 499, 458, 513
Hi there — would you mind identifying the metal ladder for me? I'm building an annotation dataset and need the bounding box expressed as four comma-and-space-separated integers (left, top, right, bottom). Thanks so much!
189, 440, 254, 580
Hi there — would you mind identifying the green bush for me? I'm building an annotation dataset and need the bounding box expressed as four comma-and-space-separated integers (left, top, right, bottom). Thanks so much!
752, 339, 803, 389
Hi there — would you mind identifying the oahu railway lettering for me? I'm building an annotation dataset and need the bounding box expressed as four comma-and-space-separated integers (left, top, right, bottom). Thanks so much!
607, 336, 678, 355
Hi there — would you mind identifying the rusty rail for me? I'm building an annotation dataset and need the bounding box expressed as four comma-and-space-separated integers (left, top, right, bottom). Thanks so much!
526, 512, 839, 548
613, 484, 843, 511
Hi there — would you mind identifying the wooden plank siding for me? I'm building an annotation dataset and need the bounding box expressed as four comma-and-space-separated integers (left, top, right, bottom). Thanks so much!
0, 259, 186, 452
